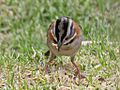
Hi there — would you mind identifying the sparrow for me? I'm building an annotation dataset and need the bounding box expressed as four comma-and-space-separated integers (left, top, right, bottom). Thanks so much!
45, 16, 85, 79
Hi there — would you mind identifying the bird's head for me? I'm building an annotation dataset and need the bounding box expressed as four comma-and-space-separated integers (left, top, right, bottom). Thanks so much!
54, 17, 75, 51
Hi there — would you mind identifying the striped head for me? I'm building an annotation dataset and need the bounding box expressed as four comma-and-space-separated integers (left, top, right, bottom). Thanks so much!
49, 17, 80, 51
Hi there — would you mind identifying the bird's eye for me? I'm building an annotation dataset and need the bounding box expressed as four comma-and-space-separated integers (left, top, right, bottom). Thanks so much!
65, 37, 69, 40
53, 39, 57, 44
64, 38, 75, 45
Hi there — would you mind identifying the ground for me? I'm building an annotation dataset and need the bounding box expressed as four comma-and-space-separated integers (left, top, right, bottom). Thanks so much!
0, 0, 120, 89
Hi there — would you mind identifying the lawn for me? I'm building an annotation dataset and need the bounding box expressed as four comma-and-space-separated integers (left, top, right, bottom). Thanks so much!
0, 0, 120, 89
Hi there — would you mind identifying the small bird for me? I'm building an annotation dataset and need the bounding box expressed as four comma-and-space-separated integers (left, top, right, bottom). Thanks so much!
45, 16, 85, 79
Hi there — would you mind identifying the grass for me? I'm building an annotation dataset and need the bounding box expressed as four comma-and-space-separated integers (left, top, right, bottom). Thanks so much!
0, 0, 120, 89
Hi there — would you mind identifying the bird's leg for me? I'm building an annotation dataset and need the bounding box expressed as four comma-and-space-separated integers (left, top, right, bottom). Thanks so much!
45, 51, 56, 74
71, 56, 85, 79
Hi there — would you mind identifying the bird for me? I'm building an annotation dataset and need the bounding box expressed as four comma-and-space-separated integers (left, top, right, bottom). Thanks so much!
45, 16, 85, 79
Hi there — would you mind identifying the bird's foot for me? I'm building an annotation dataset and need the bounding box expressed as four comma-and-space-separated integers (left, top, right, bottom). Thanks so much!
75, 70, 86, 79
44, 65, 50, 74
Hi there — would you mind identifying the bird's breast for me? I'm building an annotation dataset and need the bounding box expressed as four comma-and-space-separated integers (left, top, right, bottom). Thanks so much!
48, 37, 82, 56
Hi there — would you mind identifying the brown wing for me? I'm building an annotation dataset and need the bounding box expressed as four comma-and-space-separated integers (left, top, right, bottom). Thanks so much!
47, 21, 56, 41
73, 21, 82, 38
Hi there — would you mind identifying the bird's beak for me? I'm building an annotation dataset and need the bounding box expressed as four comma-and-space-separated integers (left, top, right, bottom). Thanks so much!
57, 41, 62, 51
